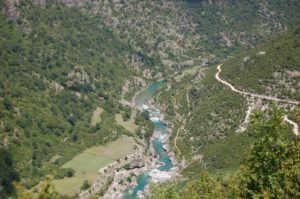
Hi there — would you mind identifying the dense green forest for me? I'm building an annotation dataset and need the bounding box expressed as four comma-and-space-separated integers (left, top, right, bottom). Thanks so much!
157, 64, 250, 175
157, 26, 300, 177
0, 1, 153, 197
1, 0, 300, 198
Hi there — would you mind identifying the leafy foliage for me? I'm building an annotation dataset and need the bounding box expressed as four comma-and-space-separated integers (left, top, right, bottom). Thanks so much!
233, 108, 300, 199
151, 184, 180, 199
158, 65, 248, 174
0, 149, 19, 198
152, 108, 300, 199
1, 0, 300, 198
0, 0, 142, 192
180, 172, 224, 199
158, 26, 300, 178
80, 180, 91, 191
13, 176, 72, 199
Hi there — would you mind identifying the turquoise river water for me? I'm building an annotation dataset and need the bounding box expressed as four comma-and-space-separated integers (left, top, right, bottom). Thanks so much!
123, 81, 174, 199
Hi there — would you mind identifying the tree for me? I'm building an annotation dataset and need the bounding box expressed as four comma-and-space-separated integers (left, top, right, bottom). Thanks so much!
65, 168, 75, 178
151, 184, 180, 199
3, 98, 13, 111
14, 182, 34, 199
14, 176, 62, 199
81, 180, 91, 191
181, 172, 224, 199
235, 107, 300, 199
37, 176, 56, 199
0, 149, 19, 198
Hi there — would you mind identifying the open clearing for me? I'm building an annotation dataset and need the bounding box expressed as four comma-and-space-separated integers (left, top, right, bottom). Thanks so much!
174, 65, 201, 81
53, 136, 136, 196
115, 110, 138, 133
91, 107, 104, 126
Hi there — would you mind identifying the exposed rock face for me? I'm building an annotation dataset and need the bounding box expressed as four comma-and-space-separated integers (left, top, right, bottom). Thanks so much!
4, 0, 19, 20
32, 72, 64, 92
67, 65, 94, 89
129, 159, 145, 169
154, 72, 163, 80
143, 69, 152, 79
181, 60, 195, 67
133, 76, 146, 88
68, 66, 89, 82
33, 0, 46, 7
220, 32, 232, 47
60, 0, 91, 7
270, 70, 300, 97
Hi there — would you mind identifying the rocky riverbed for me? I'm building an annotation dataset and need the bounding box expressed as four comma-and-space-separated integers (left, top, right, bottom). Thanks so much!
80, 81, 179, 199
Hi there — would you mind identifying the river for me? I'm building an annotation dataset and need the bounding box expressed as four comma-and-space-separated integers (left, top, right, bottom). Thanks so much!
123, 81, 175, 199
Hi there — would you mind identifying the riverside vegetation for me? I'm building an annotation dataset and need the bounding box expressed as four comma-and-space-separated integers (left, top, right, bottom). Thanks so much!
1, 0, 300, 198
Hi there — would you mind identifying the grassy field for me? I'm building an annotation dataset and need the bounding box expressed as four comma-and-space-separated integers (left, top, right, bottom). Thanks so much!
91, 107, 104, 126
115, 110, 138, 133
174, 65, 201, 81
53, 136, 136, 196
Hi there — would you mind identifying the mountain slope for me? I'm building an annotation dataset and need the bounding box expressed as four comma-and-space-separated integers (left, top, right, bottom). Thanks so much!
151, 107, 300, 199
9, 0, 300, 69
1, 0, 300, 198
0, 1, 149, 194
222, 27, 300, 100
157, 26, 300, 177
152, 25, 300, 199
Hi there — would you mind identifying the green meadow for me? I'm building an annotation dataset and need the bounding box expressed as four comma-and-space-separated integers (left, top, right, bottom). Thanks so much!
115, 110, 139, 133
53, 136, 135, 196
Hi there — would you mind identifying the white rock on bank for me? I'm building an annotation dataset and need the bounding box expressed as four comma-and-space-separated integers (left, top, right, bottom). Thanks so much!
148, 169, 173, 183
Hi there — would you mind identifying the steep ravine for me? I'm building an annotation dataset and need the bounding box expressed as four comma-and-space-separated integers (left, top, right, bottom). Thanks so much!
81, 82, 179, 199
122, 81, 179, 199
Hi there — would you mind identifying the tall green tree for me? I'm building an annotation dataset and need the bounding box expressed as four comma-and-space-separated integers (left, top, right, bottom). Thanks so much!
181, 172, 224, 199
235, 107, 300, 199
151, 184, 180, 199
0, 149, 19, 198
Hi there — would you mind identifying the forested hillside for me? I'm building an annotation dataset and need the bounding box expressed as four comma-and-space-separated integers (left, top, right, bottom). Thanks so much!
157, 62, 250, 174
0, 1, 151, 197
17, 0, 300, 69
222, 27, 300, 100
157, 28, 300, 179
1, 0, 300, 198
151, 108, 300, 199
185, 0, 300, 57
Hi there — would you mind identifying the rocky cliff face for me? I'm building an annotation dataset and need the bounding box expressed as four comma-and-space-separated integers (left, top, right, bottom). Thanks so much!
4, 0, 19, 20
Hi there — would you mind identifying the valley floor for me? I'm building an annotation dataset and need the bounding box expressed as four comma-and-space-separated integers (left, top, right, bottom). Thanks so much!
53, 136, 136, 196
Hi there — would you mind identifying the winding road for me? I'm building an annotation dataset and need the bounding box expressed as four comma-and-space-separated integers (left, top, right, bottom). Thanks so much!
215, 65, 299, 105
173, 87, 191, 165
215, 64, 299, 135
284, 116, 299, 136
